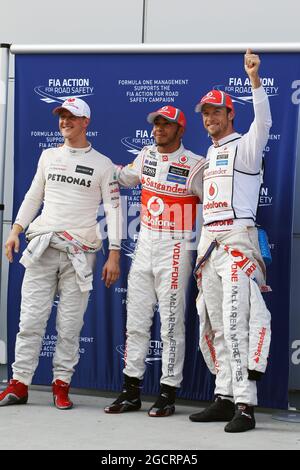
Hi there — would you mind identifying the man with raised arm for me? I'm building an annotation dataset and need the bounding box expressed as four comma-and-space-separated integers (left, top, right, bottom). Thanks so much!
189, 50, 272, 432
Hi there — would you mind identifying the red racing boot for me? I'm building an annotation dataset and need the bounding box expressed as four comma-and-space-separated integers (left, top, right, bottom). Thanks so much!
0, 379, 28, 406
52, 379, 73, 410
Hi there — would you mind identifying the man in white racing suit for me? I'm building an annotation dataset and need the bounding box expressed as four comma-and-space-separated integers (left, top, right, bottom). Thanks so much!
104, 105, 205, 417
189, 50, 272, 432
0, 97, 121, 410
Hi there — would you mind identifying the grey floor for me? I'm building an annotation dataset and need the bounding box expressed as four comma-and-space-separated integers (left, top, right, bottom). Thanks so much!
0, 387, 300, 450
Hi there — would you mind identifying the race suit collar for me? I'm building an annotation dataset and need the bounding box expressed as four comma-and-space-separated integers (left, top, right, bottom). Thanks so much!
61, 143, 92, 155
154, 142, 185, 158
212, 132, 241, 148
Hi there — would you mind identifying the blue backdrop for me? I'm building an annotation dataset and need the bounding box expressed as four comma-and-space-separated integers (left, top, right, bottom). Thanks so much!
8, 52, 300, 408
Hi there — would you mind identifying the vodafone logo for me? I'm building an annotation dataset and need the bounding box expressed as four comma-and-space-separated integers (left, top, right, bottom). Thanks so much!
147, 196, 164, 216
207, 182, 218, 200
230, 249, 244, 259
179, 155, 188, 164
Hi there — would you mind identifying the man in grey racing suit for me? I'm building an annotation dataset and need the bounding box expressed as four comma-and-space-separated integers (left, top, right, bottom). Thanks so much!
0, 97, 121, 410
104, 105, 205, 417
189, 50, 272, 432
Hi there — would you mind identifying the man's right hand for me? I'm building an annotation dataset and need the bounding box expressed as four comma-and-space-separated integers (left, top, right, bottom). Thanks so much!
5, 224, 23, 263
244, 48, 261, 89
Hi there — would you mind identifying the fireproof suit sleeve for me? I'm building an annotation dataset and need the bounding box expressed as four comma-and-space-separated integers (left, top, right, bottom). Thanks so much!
235, 85, 272, 174
116, 149, 144, 188
100, 164, 122, 250
14, 152, 46, 230
189, 157, 206, 201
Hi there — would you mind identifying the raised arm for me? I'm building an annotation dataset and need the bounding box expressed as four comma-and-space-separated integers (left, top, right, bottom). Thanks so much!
236, 49, 272, 173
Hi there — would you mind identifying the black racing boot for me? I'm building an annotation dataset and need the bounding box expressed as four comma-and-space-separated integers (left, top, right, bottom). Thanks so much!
224, 403, 256, 433
189, 395, 235, 422
148, 383, 176, 417
104, 374, 141, 413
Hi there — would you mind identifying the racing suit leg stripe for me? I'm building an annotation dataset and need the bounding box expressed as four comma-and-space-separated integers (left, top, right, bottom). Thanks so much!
201, 256, 233, 397
248, 281, 271, 373
124, 236, 157, 380
154, 240, 193, 388
218, 252, 257, 405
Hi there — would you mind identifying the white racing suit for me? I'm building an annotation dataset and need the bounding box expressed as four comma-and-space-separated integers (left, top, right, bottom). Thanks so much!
12, 144, 121, 385
196, 86, 272, 405
118, 143, 205, 387
196, 227, 271, 405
